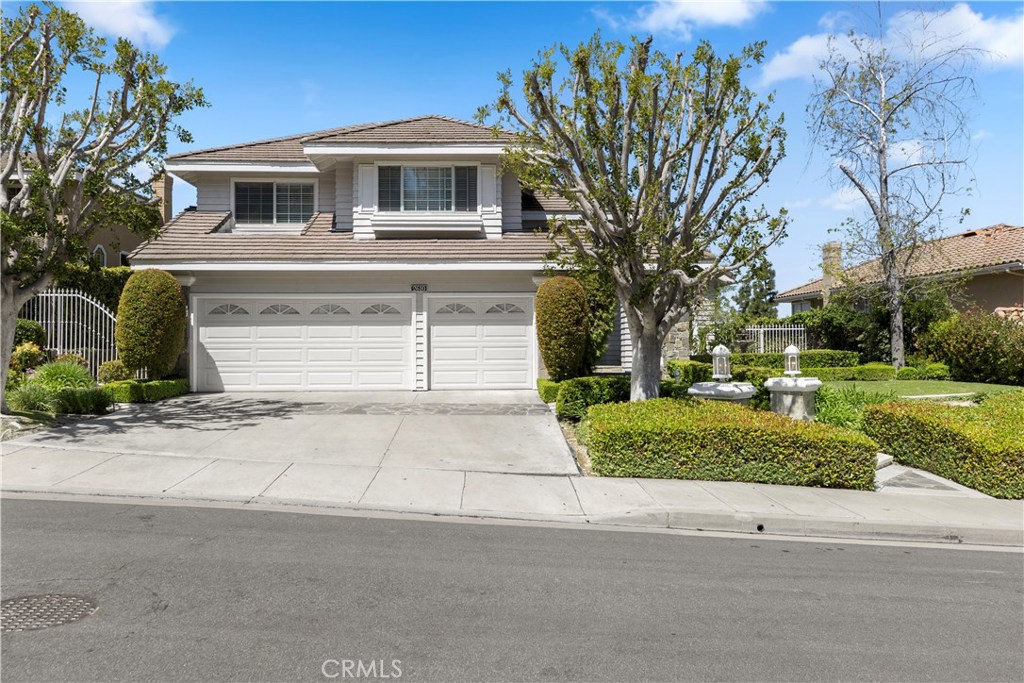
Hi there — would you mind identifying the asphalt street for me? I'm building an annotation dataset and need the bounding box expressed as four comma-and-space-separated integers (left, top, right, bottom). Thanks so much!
1, 498, 1022, 682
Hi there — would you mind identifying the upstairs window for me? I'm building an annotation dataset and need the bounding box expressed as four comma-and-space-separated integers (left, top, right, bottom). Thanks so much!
378, 166, 477, 212
234, 181, 315, 225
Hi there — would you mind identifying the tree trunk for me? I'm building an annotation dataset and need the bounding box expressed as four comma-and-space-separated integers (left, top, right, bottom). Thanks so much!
888, 297, 906, 369
1, 284, 23, 413
629, 324, 663, 401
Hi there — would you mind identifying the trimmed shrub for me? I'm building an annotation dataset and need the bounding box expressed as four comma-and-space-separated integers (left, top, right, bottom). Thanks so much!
55, 265, 133, 311
116, 270, 187, 379
54, 353, 89, 369
576, 272, 618, 374
14, 319, 46, 348
896, 366, 920, 380
97, 359, 132, 384
537, 379, 561, 403
555, 375, 630, 420
922, 310, 1024, 386
922, 362, 950, 381
104, 378, 189, 403
33, 361, 95, 391
10, 342, 47, 372
786, 363, 897, 382
6, 381, 59, 413
863, 392, 1024, 499
585, 398, 877, 490
53, 387, 113, 415
666, 360, 713, 385
691, 350, 859, 369
535, 276, 589, 381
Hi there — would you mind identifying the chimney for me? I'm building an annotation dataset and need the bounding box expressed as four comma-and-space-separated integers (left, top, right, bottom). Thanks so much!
152, 173, 173, 225
821, 241, 842, 304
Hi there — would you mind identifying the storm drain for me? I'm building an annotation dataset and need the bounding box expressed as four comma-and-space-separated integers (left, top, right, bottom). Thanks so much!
1, 594, 97, 634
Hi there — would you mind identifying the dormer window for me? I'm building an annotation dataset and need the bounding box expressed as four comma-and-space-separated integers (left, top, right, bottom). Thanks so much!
378, 166, 477, 212
233, 180, 316, 226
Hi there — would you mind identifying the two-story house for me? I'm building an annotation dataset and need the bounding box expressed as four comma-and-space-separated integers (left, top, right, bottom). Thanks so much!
133, 115, 634, 392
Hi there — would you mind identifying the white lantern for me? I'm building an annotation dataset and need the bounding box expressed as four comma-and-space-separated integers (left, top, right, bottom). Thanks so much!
783, 344, 802, 376
711, 344, 732, 381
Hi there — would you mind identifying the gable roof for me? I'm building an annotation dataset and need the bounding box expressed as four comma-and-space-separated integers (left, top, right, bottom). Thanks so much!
775, 224, 1024, 302
166, 115, 509, 163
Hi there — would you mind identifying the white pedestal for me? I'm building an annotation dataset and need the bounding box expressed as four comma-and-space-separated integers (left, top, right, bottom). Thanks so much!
687, 381, 757, 405
764, 376, 823, 421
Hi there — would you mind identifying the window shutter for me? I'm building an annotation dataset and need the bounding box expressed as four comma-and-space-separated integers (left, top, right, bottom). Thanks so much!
378, 166, 401, 211
454, 166, 477, 212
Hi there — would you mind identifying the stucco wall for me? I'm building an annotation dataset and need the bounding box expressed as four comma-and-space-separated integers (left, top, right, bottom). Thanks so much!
961, 272, 1024, 310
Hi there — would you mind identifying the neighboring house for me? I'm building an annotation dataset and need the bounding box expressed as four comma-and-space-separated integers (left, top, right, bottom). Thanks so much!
134, 115, 658, 392
775, 225, 1024, 314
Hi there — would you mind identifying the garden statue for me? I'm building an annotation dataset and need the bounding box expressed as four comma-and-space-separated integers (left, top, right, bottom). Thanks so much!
687, 345, 757, 405
764, 345, 823, 421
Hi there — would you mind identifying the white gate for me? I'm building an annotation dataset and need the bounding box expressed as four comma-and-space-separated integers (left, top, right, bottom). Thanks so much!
743, 324, 808, 353
19, 287, 118, 374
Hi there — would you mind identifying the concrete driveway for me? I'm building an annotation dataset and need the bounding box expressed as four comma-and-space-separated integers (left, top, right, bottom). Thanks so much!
3, 391, 577, 475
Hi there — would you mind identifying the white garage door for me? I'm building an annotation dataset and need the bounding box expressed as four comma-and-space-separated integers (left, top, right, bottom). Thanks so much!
429, 297, 533, 390
196, 297, 412, 391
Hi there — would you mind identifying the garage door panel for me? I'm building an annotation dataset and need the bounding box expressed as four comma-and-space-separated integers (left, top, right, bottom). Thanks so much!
483, 370, 529, 384
434, 347, 480, 362
482, 347, 528, 361
197, 297, 412, 392
431, 370, 479, 386
432, 324, 479, 338
429, 298, 532, 390
482, 324, 528, 338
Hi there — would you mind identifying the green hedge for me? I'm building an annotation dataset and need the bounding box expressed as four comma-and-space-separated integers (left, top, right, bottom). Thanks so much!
104, 378, 190, 403
666, 360, 713, 384
779, 363, 897, 382
585, 398, 877, 489
555, 375, 631, 420
54, 387, 113, 415
691, 349, 859, 368
863, 392, 1024, 499
537, 378, 561, 403
116, 270, 187, 378
55, 265, 133, 312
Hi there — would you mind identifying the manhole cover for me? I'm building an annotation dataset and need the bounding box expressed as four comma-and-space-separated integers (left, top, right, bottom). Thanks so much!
1, 594, 97, 634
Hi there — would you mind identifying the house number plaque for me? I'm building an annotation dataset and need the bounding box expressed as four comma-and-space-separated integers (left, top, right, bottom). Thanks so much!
410, 284, 428, 292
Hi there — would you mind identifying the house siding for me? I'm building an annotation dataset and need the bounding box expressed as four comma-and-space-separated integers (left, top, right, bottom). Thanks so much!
194, 171, 336, 214
501, 172, 522, 232
334, 161, 354, 231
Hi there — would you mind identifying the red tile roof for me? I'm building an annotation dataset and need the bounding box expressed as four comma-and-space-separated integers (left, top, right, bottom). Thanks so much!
775, 225, 1024, 301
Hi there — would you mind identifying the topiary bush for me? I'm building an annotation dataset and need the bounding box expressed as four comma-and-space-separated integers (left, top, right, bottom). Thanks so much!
33, 361, 96, 392
584, 398, 877, 489
14, 319, 46, 348
10, 342, 47, 372
922, 362, 950, 381
896, 366, 920, 380
116, 270, 187, 379
863, 392, 1024, 498
922, 310, 1024, 386
97, 359, 132, 383
535, 276, 589, 381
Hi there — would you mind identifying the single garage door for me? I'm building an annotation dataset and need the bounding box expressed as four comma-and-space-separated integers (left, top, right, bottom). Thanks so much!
196, 296, 413, 391
429, 296, 533, 389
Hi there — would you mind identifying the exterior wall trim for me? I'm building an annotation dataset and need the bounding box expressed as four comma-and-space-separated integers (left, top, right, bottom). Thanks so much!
135, 262, 546, 272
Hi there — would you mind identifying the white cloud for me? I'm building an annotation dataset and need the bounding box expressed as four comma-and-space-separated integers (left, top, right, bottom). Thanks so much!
820, 186, 864, 212
784, 198, 813, 210
597, 1, 767, 41
889, 139, 928, 166
972, 129, 990, 141
762, 3, 1023, 85
66, 1, 175, 49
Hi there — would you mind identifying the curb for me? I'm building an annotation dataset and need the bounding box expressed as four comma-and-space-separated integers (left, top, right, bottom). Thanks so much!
4, 485, 1021, 548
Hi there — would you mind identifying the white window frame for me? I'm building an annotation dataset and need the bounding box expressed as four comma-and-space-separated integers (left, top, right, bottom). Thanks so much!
92, 244, 107, 267
374, 162, 480, 215
230, 177, 319, 229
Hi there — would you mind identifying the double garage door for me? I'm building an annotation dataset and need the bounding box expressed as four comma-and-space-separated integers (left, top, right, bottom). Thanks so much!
195, 295, 533, 391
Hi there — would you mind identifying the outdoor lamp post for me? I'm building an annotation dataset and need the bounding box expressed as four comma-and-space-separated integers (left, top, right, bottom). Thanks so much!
783, 345, 802, 376
711, 344, 732, 381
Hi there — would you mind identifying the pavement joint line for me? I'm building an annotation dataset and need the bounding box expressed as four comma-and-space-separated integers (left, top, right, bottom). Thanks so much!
378, 415, 406, 467
567, 476, 586, 515
49, 452, 123, 487
162, 458, 219, 493
250, 462, 294, 503
459, 471, 467, 511
694, 481, 741, 513
354, 466, 383, 505
812, 493, 869, 520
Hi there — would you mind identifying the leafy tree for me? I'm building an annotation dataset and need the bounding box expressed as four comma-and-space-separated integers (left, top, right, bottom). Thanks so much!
733, 252, 777, 319
483, 34, 786, 399
1, 2, 206, 410
808, 3, 977, 368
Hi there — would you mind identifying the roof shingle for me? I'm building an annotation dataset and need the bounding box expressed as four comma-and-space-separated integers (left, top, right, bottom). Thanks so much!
775, 225, 1024, 301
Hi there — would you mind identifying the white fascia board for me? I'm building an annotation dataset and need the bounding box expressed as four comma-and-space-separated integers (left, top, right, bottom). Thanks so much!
301, 144, 504, 157
132, 261, 545, 272
164, 162, 320, 174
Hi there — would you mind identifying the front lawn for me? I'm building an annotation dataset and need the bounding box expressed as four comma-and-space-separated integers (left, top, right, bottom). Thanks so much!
825, 379, 1022, 398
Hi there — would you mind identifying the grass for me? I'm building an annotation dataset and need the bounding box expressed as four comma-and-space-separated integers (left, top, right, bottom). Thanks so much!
825, 379, 1022, 398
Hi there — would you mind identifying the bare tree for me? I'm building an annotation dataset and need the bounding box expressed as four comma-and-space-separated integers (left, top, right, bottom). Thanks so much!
1, 2, 207, 410
809, 2, 977, 367
483, 35, 787, 400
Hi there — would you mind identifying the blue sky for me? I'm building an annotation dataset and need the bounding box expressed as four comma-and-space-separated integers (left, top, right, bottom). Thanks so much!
51, 1, 1024, 296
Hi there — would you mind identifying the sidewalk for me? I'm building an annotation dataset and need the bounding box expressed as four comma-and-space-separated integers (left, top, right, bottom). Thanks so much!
3, 442, 1021, 546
